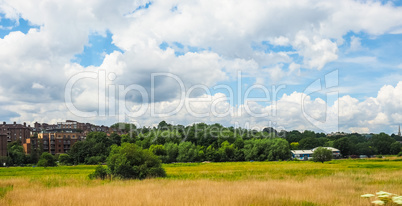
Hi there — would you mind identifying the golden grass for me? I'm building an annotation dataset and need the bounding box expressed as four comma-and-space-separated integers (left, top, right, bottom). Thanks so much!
1, 159, 401, 206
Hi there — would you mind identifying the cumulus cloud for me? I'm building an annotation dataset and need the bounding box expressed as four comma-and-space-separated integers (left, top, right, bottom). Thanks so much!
0, 0, 402, 133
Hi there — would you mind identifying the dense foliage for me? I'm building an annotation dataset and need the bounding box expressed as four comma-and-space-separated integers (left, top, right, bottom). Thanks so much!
3, 121, 402, 167
64, 123, 402, 164
107, 143, 166, 179
312, 147, 333, 163
37, 152, 57, 167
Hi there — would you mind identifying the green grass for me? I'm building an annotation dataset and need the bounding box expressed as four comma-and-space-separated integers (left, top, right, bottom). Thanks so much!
0, 165, 94, 179
1, 159, 401, 181
162, 159, 402, 181
0, 158, 401, 186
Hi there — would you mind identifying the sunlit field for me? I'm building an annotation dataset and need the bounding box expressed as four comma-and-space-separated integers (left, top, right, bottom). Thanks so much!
1, 158, 401, 206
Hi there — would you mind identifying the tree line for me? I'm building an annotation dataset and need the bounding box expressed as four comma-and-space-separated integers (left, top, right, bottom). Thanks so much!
2, 121, 402, 166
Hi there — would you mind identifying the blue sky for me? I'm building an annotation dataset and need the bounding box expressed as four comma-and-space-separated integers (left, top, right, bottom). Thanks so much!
1, 0, 402, 134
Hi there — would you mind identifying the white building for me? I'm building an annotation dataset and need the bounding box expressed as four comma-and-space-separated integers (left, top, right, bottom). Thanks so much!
291, 150, 314, 160
291, 147, 341, 160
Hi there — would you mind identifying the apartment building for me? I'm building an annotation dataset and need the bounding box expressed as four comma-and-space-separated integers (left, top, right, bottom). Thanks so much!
0, 122, 31, 143
38, 131, 82, 155
0, 134, 7, 156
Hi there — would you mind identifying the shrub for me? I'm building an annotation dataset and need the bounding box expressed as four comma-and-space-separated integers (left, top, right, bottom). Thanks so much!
88, 165, 108, 180
58, 154, 72, 165
37, 152, 57, 167
107, 143, 166, 179
312, 147, 332, 163
397, 151, 402, 157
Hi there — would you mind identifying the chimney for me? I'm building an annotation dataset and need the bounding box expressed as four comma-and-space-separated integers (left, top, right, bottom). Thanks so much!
3, 122, 5, 125
24, 122, 26, 127
13, 122, 16, 125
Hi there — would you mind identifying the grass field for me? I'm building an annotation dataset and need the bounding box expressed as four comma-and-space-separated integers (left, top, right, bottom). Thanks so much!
0, 158, 401, 206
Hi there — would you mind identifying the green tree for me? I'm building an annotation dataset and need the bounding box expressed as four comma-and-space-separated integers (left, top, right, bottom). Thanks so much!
7, 141, 26, 165
37, 152, 57, 167
205, 145, 220, 162
107, 143, 166, 179
299, 137, 320, 149
177, 142, 198, 162
312, 147, 332, 163
68, 132, 113, 164
290, 142, 299, 150
269, 138, 291, 161
371, 133, 395, 154
243, 138, 290, 161
163, 143, 178, 163
390, 141, 402, 155
334, 137, 353, 157
149, 144, 167, 156
58, 154, 73, 165
85, 156, 103, 165
111, 123, 137, 133
218, 141, 235, 162
121, 134, 136, 144
109, 132, 122, 146
355, 142, 377, 156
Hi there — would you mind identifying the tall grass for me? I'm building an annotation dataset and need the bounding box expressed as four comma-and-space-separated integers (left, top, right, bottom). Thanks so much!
0, 159, 401, 205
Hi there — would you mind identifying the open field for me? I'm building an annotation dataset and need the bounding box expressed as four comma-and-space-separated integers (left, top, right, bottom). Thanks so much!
0, 158, 402, 206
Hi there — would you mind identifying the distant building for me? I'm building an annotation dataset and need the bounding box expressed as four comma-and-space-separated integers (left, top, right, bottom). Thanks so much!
0, 134, 7, 156
327, 132, 348, 137
291, 147, 341, 160
291, 150, 314, 160
0, 122, 32, 143
312, 147, 341, 158
37, 131, 83, 155
6, 120, 122, 155
398, 125, 401, 137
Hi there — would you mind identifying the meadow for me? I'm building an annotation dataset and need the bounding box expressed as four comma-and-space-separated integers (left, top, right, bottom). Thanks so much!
0, 158, 401, 206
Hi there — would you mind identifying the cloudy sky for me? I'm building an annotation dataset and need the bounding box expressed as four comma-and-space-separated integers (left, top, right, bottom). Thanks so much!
1, 0, 402, 134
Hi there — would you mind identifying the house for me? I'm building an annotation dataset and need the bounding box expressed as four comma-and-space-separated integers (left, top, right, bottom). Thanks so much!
291, 150, 314, 160
291, 147, 341, 160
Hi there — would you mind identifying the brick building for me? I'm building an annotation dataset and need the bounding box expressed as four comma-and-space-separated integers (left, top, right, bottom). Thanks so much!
38, 131, 83, 155
0, 134, 7, 156
0, 122, 31, 143
33, 122, 57, 132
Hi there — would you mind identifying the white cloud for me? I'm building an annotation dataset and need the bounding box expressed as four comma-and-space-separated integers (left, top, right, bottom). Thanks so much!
0, 0, 402, 133
32, 83, 45, 89
349, 36, 363, 52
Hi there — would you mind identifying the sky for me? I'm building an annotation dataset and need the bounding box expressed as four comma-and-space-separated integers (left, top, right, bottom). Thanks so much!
0, 0, 402, 134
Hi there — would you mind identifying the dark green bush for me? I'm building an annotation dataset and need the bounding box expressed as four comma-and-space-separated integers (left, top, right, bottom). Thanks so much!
88, 165, 108, 180
107, 143, 166, 179
37, 152, 57, 167
58, 154, 73, 165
